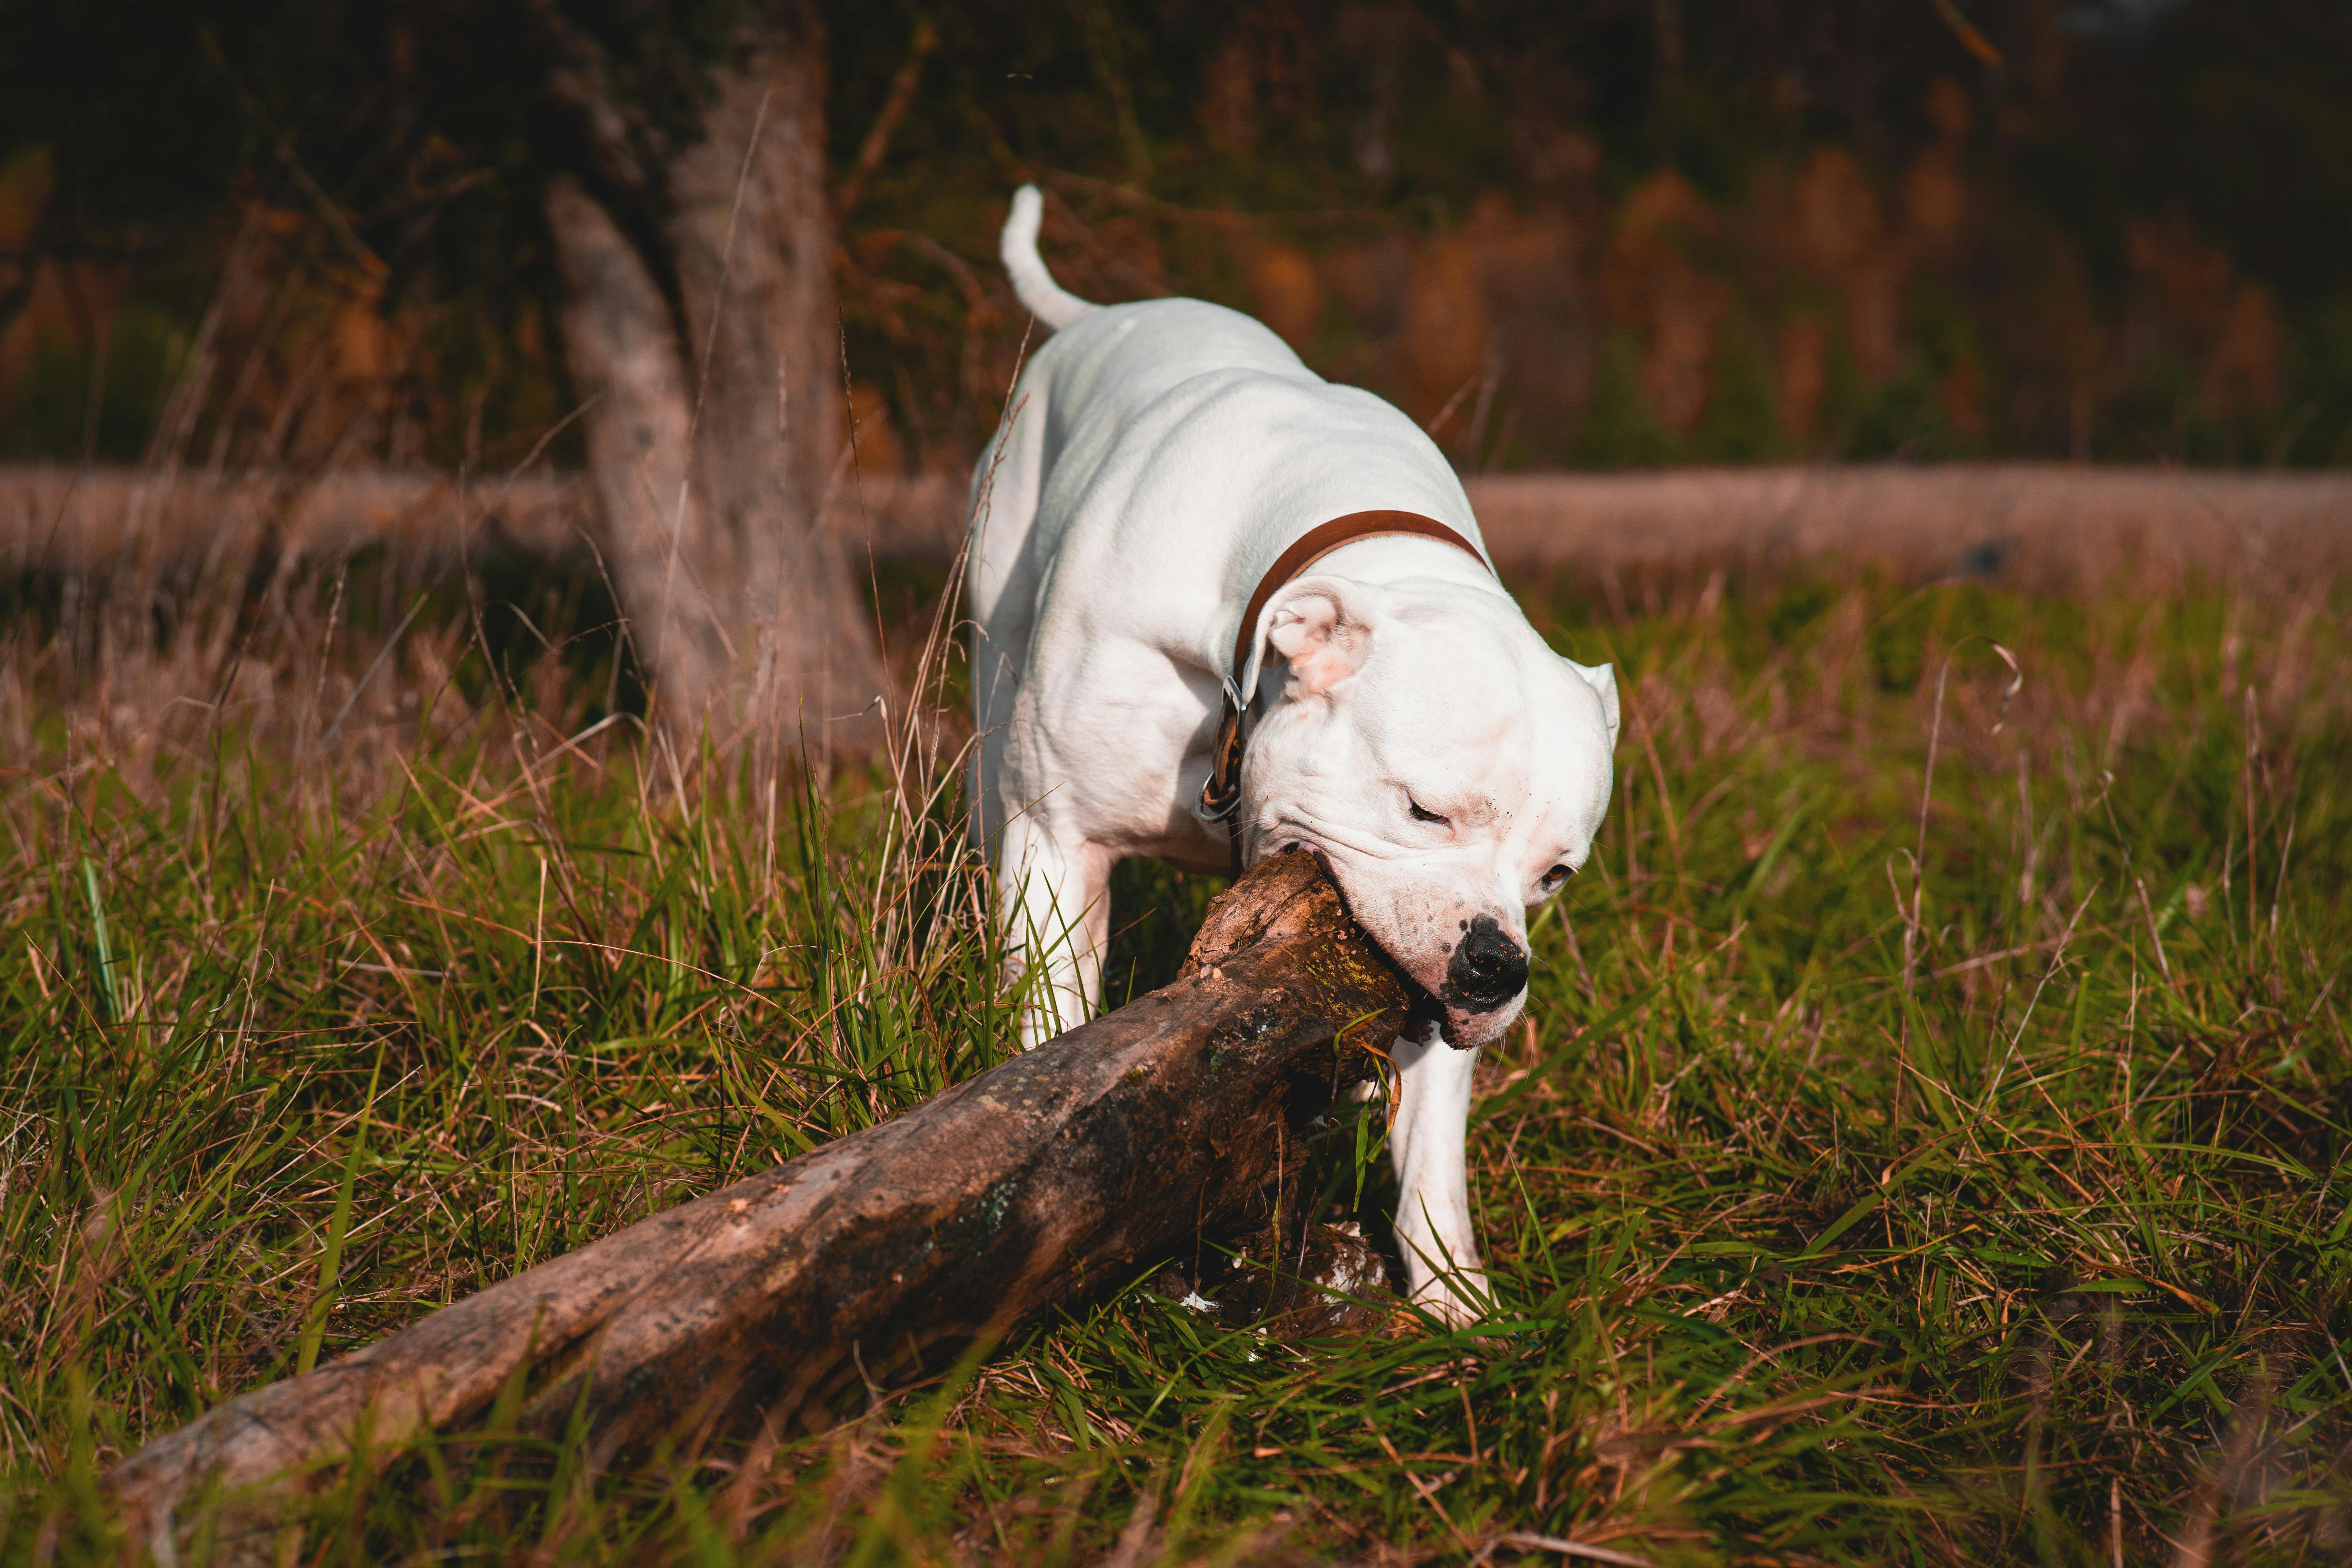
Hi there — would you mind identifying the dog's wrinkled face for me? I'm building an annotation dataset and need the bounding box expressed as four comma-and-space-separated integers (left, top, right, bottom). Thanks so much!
1238, 573, 1619, 1046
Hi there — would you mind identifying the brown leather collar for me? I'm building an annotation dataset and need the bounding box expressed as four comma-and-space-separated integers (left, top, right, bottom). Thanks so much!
1226, 510, 1490, 680
1201, 509, 1490, 835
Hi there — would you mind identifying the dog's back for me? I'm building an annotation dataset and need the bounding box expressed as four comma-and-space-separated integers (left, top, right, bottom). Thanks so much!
971, 310, 1315, 615
969, 193, 1459, 631
965, 187, 1475, 855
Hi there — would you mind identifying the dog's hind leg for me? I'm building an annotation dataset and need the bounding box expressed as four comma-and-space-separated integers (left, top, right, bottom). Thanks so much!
1389, 1029, 1490, 1326
997, 815, 1111, 1050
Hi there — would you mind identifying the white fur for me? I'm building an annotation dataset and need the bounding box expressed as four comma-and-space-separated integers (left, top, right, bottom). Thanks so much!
1000, 186, 1095, 332
968, 187, 1619, 1325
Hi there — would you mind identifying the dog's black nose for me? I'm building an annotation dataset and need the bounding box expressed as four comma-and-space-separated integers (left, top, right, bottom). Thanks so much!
1443, 915, 1528, 1013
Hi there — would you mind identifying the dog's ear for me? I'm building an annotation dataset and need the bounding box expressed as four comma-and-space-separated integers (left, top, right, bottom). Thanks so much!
1567, 658, 1620, 749
1263, 576, 1385, 698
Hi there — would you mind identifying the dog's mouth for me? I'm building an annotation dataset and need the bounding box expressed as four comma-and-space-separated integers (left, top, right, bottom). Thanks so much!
1278, 840, 1465, 1049
1404, 987, 1456, 1046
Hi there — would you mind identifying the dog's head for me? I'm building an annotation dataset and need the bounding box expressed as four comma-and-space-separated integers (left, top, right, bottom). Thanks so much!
1237, 573, 1618, 1047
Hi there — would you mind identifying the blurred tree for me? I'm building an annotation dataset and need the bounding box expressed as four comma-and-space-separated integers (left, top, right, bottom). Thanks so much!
526, 0, 879, 746
0, 0, 882, 746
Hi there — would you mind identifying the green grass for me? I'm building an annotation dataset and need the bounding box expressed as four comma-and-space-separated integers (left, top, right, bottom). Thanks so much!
3, 556, 2350, 1564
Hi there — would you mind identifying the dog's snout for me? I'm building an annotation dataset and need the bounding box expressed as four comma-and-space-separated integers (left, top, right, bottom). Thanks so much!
1443, 914, 1527, 1012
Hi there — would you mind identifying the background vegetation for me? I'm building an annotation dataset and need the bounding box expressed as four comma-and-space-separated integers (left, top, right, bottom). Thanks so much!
4, 0, 2352, 474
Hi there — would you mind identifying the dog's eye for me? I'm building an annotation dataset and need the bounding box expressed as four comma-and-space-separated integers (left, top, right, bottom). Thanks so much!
1407, 799, 1448, 826
1543, 864, 1573, 886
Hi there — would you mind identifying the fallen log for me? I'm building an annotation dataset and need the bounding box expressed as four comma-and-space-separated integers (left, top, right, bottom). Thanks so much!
108, 850, 1409, 1556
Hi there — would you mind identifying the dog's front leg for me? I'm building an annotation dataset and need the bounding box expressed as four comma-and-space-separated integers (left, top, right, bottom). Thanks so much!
1389, 1028, 1488, 1325
996, 817, 1112, 1050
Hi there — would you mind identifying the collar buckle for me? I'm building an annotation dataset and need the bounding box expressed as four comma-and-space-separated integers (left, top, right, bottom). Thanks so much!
1199, 672, 1247, 824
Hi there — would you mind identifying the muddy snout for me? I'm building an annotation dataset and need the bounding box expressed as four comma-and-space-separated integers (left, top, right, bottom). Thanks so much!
1442, 913, 1528, 1013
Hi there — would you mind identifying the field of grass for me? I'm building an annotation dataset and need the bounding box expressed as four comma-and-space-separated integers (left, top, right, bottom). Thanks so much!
2, 543, 2348, 1564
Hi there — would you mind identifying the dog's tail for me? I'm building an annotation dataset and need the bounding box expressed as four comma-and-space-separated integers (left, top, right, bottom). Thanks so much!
1001, 185, 1096, 332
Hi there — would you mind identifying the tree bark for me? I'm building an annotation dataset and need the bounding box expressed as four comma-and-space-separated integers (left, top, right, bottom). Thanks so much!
543, 0, 885, 749
106, 851, 1409, 1558
546, 175, 734, 719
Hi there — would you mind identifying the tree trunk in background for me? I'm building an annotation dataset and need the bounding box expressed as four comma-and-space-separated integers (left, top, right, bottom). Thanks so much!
544, 0, 884, 752
669, 18, 879, 753
546, 177, 735, 722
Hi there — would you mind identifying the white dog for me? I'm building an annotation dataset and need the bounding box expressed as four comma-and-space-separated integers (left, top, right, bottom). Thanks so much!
967, 187, 1619, 1324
